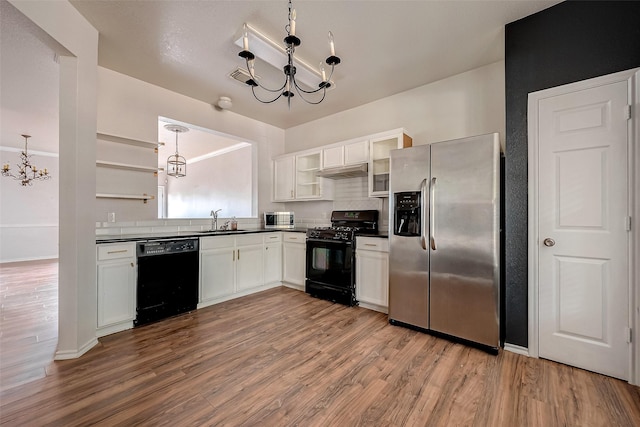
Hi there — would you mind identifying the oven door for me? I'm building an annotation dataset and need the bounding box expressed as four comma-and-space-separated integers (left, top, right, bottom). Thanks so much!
305, 239, 353, 288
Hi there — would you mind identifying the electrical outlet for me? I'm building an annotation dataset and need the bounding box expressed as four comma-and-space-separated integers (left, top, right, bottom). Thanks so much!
108, 212, 116, 223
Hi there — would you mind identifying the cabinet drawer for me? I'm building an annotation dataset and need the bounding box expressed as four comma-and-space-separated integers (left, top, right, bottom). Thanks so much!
356, 237, 389, 252
235, 234, 263, 246
263, 233, 282, 243
97, 243, 136, 261
200, 235, 235, 250
283, 233, 305, 243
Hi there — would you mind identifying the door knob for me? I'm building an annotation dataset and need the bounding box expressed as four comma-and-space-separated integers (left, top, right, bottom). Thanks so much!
543, 238, 555, 247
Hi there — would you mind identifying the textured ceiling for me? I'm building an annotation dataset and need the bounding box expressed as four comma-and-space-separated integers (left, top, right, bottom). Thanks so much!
69, 0, 561, 129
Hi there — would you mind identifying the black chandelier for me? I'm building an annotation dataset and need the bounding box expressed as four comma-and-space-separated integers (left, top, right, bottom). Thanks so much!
238, 0, 341, 108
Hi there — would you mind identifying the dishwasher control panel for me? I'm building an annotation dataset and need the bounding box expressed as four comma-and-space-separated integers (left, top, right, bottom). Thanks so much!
137, 238, 198, 257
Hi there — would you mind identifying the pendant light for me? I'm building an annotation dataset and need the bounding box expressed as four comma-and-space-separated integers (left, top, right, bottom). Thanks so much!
165, 124, 188, 178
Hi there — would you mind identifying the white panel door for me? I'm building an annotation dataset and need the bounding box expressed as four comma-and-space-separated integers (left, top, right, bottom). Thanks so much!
537, 79, 629, 380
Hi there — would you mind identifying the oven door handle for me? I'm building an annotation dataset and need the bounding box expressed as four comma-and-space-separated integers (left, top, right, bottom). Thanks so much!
305, 238, 352, 245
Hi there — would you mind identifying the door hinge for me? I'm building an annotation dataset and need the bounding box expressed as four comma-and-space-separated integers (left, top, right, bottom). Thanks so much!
624, 105, 632, 120
626, 327, 632, 343
625, 216, 632, 231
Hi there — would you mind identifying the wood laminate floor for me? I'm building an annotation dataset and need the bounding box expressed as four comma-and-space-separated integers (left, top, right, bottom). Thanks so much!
1, 262, 640, 426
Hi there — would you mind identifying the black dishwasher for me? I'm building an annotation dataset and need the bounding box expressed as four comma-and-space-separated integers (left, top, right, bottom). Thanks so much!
135, 238, 199, 327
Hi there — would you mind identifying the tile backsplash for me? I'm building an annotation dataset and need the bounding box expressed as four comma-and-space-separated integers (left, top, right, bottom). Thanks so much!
96, 176, 389, 235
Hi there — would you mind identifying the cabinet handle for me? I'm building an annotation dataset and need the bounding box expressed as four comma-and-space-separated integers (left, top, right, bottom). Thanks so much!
269, 236, 277, 239
237, 249, 240, 260
290, 237, 297, 240
107, 249, 128, 254
290, 190, 294, 198
266, 246, 269, 250
130, 262, 134, 267
364, 243, 377, 247
233, 251, 235, 261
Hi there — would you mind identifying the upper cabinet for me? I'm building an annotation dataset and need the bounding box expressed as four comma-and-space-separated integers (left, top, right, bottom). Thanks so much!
273, 156, 295, 201
368, 131, 412, 197
321, 139, 369, 169
273, 128, 410, 201
272, 151, 334, 202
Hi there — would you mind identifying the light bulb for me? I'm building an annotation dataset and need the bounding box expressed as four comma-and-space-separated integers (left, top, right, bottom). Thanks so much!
242, 23, 249, 51
290, 9, 296, 35
328, 31, 335, 56
320, 62, 327, 81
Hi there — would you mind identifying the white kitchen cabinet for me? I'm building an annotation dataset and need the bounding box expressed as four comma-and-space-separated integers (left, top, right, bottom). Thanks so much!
96, 242, 136, 336
273, 151, 333, 202
368, 130, 412, 197
355, 237, 389, 313
273, 155, 295, 201
200, 246, 236, 301
296, 151, 334, 200
344, 140, 369, 165
282, 233, 306, 290
236, 238, 264, 291
199, 234, 268, 307
321, 139, 368, 169
322, 145, 344, 169
263, 233, 283, 285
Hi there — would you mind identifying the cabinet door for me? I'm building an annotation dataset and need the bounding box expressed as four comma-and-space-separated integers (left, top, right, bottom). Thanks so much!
322, 146, 344, 169
97, 261, 135, 327
236, 244, 264, 291
356, 250, 389, 309
283, 242, 306, 286
368, 133, 412, 197
344, 140, 369, 165
274, 156, 295, 201
200, 248, 235, 301
264, 242, 283, 284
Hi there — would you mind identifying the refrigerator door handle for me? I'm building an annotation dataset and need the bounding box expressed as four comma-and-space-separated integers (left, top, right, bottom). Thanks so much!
420, 178, 428, 250
430, 177, 437, 250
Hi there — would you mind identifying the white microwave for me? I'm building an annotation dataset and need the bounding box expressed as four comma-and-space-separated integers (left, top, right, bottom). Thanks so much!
264, 212, 295, 229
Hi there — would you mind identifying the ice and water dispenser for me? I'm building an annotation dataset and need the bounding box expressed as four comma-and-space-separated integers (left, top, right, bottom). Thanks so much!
393, 192, 422, 236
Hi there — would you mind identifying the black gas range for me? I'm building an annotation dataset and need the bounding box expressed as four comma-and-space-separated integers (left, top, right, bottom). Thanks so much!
305, 210, 379, 306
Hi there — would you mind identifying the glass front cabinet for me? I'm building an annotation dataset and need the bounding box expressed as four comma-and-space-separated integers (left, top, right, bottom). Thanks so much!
368, 131, 413, 197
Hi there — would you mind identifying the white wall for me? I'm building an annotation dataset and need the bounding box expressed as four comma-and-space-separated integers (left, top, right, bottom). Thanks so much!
283, 61, 505, 225
286, 61, 505, 152
0, 1, 61, 263
166, 145, 252, 218
97, 67, 285, 223
0, 150, 59, 262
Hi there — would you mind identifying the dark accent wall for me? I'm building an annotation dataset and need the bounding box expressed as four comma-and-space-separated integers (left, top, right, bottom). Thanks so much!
504, 1, 640, 347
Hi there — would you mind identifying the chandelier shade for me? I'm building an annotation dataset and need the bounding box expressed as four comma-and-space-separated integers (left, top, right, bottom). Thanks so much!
237, 0, 340, 108
165, 124, 188, 178
1, 134, 51, 186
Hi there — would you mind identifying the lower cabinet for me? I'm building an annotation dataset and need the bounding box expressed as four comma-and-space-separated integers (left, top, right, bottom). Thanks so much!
355, 236, 389, 313
282, 233, 306, 290
96, 242, 136, 337
263, 233, 283, 285
199, 233, 284, 308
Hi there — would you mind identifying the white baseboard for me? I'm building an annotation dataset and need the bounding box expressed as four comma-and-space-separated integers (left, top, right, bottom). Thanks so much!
504, 343, 529, 356
54, 338, 99, 360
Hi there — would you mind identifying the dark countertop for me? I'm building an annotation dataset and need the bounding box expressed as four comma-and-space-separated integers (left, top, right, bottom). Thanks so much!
96, 228, 308, 244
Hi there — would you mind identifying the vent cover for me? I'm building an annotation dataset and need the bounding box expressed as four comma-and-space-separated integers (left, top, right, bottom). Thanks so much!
229, 67, 257, 85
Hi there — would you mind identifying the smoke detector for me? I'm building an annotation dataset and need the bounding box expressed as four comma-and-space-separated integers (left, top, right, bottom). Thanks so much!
217, 96, 233, 110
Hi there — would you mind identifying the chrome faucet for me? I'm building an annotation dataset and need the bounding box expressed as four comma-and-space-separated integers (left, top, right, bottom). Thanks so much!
211, 209, 222, 231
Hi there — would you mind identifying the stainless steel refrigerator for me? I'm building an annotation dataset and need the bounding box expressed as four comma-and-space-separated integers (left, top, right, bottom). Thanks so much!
388, 133, 501, 351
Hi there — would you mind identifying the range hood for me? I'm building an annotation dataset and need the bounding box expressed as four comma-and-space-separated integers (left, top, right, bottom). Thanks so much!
316, 163, 368, 179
